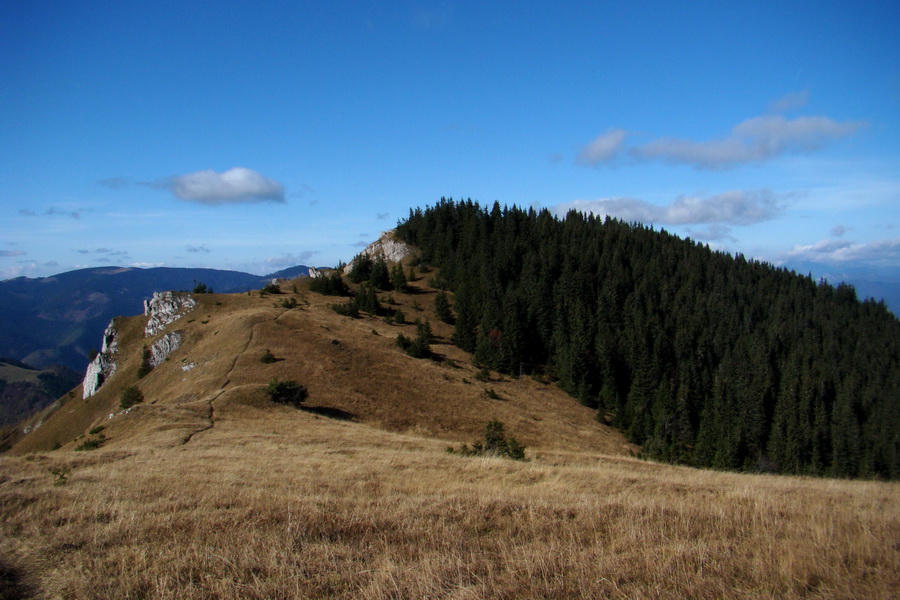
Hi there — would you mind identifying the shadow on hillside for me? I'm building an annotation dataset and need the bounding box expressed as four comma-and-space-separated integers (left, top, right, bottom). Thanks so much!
301, 406, 356, 421
0, 557, 35, 600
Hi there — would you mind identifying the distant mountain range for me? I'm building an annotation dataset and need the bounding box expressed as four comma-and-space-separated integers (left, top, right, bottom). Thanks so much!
0, 265, 311, 371
781, 261, 900, 317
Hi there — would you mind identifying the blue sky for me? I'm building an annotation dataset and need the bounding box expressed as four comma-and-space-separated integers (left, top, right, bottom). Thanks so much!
2, 1, 898, 304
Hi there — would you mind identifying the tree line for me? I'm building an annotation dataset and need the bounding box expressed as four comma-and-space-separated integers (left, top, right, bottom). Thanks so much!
394, 198, 900, 479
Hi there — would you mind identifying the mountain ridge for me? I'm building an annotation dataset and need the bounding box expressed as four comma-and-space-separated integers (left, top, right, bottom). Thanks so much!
7, 270, 632, 457
0, 264, 311, 372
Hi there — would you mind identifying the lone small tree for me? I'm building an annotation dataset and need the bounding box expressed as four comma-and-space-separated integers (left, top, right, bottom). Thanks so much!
137, 346, 153, 378
120, 385, 144, 409
390, 263, 408, 293
265, 378, 308, 407
434, 290, 453, 323
449, 419, 526, 461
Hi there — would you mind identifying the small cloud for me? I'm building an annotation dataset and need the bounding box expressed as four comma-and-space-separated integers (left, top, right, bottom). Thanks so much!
577, 128, 628, 166
290, 184, 314, 199
157, 167, 286, 205
0, 250, 26, 257
98, 177, 131, 189
831, 224, 847, 237
547, 153, 564, 165
553, 189, 784, 226
351, 241, 370, 248
685, 224, 735, 242
18, 208, 36, 216
785, 237, 900, 266
769, 90, 809, 113
46, 206, 84, 219
186, 244, 211, 254
0, 265, 33, 280
44, 261, 59, 268
376, 212, 391, 220
632, 115, 864, 169
262, 251, 319, 270
74, 248, 127, 257
129, 262, 165, 269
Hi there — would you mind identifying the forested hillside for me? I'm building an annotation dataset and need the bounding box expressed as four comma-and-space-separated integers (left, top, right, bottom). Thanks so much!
395, 199, 900, 478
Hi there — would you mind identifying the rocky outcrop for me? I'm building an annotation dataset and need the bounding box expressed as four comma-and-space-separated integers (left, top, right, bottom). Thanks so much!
100, 320, 118, 354
144, 291, 196, 337
148, 331, 182, 368
82, 320, 118, 399
343, 230, 414, 273
308, 267, 324, 278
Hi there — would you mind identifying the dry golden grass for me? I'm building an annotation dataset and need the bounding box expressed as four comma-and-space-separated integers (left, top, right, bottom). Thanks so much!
11, 275, 632, 456
2, 402, 898, 599
3, 275, 899, 598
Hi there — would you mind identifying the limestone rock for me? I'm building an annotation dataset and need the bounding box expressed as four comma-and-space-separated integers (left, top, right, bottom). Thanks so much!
144, 291, 196, 337
82, 319, 118, 399
148, 331, 182, 368
100, 320, 118, 354
343, 230, 414, 274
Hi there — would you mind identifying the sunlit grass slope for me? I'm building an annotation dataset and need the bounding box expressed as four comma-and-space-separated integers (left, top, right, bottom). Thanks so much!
2, 274, 898, 598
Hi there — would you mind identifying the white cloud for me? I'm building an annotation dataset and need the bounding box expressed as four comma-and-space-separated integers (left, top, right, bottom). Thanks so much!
768, 90, 809, 113
685, 224, 735, 242
186, 244, 211, 254
46, 206, 85, 219
785, 238, 900, 266
632, 115, 864, 169
262, 251, 318, 270
0, 265, 30, 280
162, 167, 285, 205
129, 262, 166, 269
553, 189, 784, 226
576, 128, 628, 166
98, 177, 131, 189
831, 224, 847, 237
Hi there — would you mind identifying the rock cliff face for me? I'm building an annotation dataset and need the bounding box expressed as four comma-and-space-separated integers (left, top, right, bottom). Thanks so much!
148, 332, 182, 368
144, 292, 196, 337
343, 230, 414, 273
82, 320, 118, 399
81, 292, 196, 399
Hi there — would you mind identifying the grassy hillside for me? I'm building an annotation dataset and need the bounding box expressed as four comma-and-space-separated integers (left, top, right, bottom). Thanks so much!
9, 272, 629, 456
2, 273, 898, 598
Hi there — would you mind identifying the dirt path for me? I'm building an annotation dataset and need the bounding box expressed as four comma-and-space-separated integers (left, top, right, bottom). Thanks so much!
181, 312, 269, 444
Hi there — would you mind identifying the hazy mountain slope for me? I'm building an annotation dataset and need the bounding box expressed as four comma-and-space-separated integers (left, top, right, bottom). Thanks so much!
9, 274, 632, 457
0, 265, 309, 371
0, 361, 80, 427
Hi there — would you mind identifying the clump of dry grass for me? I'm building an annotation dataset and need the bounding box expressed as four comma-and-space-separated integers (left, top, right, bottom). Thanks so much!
2, 404, 898, 599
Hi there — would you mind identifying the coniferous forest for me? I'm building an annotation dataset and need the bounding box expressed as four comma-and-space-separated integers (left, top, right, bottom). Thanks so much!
394, 198, 900, 479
